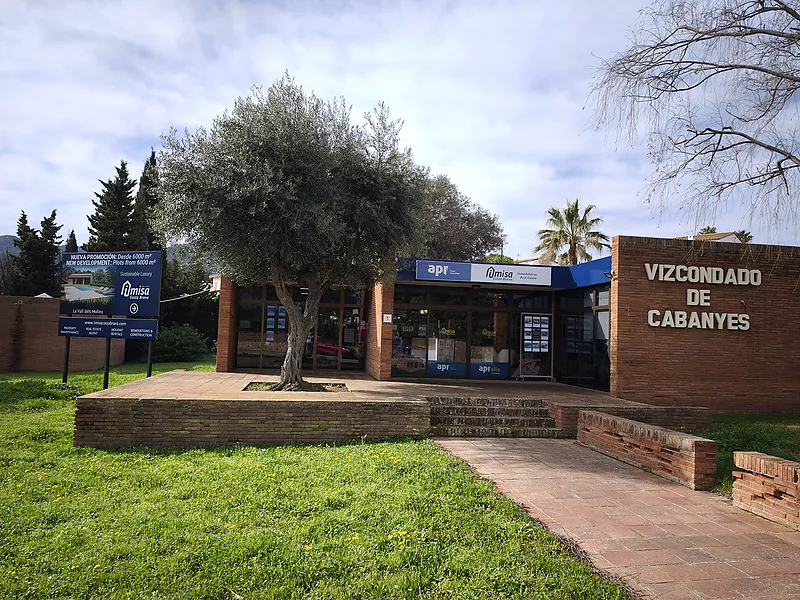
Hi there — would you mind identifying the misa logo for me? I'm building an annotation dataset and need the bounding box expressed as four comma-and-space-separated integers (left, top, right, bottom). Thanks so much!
120, 280, 150, 298
485, 266, 513, 280
427, 264, 450, 277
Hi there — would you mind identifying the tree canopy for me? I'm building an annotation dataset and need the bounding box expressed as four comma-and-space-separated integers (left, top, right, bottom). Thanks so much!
593, 0, 800, 229
157, 75, 426, 388
130, 150, 162, 251
416, 174, 505, 261
8, 210, 63, 296
85, 161, 137, 252
534, 199, 610, 266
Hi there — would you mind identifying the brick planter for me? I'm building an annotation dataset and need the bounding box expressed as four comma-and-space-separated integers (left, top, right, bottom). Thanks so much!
733, 451, 800, 531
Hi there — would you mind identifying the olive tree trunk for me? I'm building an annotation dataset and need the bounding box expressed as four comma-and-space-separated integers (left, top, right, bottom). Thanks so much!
270, 268, 324, 391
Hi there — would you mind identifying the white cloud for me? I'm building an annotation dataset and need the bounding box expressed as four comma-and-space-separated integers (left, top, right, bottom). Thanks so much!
0, 0, 788, 255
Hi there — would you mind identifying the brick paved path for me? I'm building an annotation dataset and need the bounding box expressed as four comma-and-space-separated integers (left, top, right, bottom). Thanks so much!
436, 438, 800, 600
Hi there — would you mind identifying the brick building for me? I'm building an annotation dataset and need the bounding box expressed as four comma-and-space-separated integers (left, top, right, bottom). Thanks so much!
214, 236, 800, 413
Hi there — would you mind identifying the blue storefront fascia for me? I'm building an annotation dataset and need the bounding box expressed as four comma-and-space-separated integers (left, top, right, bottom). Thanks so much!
396, 256, 612, 290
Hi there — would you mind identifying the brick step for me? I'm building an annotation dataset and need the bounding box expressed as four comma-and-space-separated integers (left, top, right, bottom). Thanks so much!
431, 426, 569, 438
431, 415, 557, 428
430, 405, 551, 418
426, 397, 546, 408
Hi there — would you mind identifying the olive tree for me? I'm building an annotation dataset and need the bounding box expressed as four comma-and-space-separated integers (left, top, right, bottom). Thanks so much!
157, 76, 425, 389
593, 0, 800, 228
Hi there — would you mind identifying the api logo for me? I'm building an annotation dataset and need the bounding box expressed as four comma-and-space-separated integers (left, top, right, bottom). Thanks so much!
427, 264, 450, 277
436, 363, 450, 371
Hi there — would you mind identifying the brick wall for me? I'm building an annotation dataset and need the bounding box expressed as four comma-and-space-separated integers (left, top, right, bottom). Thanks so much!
578, 410, 717, 490
611, 236, 800, 412
548, 402, 711, 433
215, 277, 237, 372
365, 282, 394, 380
74, 396, 430, 447
733, 452, 800, 531
0, 296, 124, 372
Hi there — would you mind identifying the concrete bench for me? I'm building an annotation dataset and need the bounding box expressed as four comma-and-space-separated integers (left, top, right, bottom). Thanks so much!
577, 410, 716, 490
733, 451, 800, 531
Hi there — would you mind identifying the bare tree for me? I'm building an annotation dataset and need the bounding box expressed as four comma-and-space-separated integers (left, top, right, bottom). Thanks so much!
593, 0, 800, 228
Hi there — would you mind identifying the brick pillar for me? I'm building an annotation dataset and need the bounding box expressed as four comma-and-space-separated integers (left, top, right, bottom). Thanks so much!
366, 281, 395, 380
216, 277, 237, 372
609, 236, 620, 397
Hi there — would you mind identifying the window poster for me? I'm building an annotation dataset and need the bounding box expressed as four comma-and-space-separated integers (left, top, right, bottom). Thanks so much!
278, 306, 287, 316
523, 341, 534, 353
266, 318, 275, 330
524, 329, 532, 340
418, 325, 427, 337
541, 328, 549, 340
540, 341, 548, 352
278, 318, 286, 330
532, 316, 540, 326
524, 315, 533, 326
531, 328, 541, 340
265, 331, 274, 342
267, 305, 276, 316
541, 316, 549, 327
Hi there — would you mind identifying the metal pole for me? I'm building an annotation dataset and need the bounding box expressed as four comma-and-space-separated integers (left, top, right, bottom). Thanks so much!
62, 336, 71, 384
146, 340, 154, 377
103, 338, 111, 390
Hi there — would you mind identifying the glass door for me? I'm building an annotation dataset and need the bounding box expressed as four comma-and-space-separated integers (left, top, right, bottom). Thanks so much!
470, 311, 510, 377
427, 310, 468, 377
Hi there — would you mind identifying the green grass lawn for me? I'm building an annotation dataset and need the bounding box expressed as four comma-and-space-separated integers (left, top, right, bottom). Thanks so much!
0, 361, 632, 600
694, 413, 800, 495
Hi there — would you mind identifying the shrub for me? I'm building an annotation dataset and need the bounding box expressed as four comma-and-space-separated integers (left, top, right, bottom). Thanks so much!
153, 324, 209, 362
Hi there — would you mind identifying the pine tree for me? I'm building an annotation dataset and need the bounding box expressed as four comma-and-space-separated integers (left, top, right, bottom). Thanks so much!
11, 210, 63, 296
130, 150, 162, 250
65, 230, 78, 253
85, 160, 137, 252
38, 210, 63, 296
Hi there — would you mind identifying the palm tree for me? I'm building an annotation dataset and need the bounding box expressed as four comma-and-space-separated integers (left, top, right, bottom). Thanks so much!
698, 226, 717, 234
534, 199, 610, 266
734, 230, 753, 244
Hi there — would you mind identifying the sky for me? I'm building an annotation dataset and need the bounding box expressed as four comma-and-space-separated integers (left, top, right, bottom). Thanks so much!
0, 0, 784, 260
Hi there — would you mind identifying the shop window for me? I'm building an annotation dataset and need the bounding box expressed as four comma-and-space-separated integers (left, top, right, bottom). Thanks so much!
320, 288, 342, 304
470, 312, 509, 377
394, 286, 426, 305
512, 293, 551, 311
315, 307, 341, 369
239, 286, 263, 303
429, 289, 469, 306
392, 309, 428, 376
473, 290, 510, 308
236, 303, 263, 368
343, 289, 362, 305
597, 287, 610, 307
341, 308, 365, 371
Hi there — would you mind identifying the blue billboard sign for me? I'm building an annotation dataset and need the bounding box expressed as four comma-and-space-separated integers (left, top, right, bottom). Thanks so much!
58, 317, 158, 341
415, 260, 471, 282
60, 251, 163, 318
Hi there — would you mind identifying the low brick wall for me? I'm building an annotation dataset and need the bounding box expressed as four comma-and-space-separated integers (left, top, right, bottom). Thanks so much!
75, 397, 430, 447
733, 451, 800, 531
0, 296, 124, 372
577, 410, 716, 490
549, 403, 711, 434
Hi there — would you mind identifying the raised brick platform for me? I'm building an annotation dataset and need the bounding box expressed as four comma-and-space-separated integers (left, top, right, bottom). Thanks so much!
733, 451, 800, 531
577, 410, 717, 490
74, 371, 429, 447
